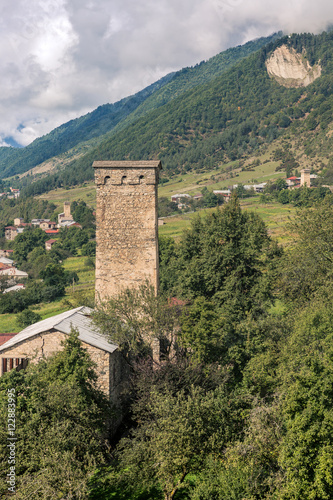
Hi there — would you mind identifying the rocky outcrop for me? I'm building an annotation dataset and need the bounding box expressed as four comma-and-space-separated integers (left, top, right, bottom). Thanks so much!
266, 45, 321, 88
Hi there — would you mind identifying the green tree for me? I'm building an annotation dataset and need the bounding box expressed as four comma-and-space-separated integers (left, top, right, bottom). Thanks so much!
71, 200, 95, 229
93, 282, 180, 363
13, 228, 48, 265
81, 240, 96, 256
278, 292, 333, 499
158, 236, 178, 295
0, 330, 110, 499
115, 384, 239, 500
173, 196, 272, 313
278, 201, 333, 305
16, 309, 42, 328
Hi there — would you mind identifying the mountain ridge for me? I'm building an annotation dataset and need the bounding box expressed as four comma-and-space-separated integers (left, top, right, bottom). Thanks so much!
6, 30, 333, 199
0, 33, 282, 182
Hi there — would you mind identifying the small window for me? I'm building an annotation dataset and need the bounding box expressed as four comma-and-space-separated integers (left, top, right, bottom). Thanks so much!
121, 175, 127, 184
104, 176, 110, 184
139, 175, 144, 184
1, 358, 28, 374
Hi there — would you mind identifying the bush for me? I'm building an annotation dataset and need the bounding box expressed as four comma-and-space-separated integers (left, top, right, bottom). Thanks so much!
16, 309, 42, 329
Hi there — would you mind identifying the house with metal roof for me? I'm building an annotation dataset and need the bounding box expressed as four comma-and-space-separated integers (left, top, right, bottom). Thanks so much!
0, 306, 123, 404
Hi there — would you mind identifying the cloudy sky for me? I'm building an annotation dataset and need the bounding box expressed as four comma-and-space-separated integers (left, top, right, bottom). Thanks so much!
0, 0, 332, 147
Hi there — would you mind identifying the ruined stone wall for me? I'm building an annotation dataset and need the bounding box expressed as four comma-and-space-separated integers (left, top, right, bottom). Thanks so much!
94, 161, 161, 301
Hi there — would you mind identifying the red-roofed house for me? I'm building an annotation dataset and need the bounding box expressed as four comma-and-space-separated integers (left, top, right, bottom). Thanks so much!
45, 229, 59, 235
286, 176, 300, 187
0, 334, 18, 346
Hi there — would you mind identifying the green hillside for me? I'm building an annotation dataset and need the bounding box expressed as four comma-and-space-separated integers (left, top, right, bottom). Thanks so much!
0, 74, 175, 179
21, 31, 333, 198
0, 33, 281, 183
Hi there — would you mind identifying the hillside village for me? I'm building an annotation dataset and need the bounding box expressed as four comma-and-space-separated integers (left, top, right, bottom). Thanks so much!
4, 202, 81, 241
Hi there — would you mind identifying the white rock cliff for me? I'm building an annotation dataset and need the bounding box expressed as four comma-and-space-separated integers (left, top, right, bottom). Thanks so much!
265, 45, 321, 88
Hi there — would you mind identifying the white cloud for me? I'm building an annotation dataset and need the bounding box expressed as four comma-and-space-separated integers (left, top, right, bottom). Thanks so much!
0, 0, 332, 147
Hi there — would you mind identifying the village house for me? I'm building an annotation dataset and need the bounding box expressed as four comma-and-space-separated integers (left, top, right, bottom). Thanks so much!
45, 239, 57, 251
286, 170, 318, 189
0, 257, 14, 266
10, 188, 20, 199
40, 220, 57, 230
14, 217, 24, 226
0, 334, 17, 347
286, 176, 299, 187
3, 283, 25, 294
31, 218, 47, 226
0, 307, 124, 405
213, 189, 232, 201
44, 229, 59, 236
171, 193, 191, 203
0, 249, 14, 258
0, 264, 28, 279
5, 226, 18, 241
58, 220, 81, 229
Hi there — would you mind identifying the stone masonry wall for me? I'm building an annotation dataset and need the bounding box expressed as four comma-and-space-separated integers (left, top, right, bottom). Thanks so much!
301, 168, 311, 187
93, 161, 161, 302
0, 330, 113, 398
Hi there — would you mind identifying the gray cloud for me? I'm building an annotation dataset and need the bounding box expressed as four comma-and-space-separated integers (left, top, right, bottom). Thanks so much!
0, 0, 332, 147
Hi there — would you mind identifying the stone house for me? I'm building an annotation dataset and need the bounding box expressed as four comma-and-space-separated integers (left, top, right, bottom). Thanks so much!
0, 257, 14, 266
0, 249, 14, 258
0, 307, 124, 405
45, 239, 57, 251
40, 221, 57, 230
0, 265, 28, 279
171, 193, 191, 203
5, 226, 18, 241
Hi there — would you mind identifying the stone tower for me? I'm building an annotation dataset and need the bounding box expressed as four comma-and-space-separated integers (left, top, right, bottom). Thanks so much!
64, 201, 71, 218
93, 160, 162, 302
301, 168, 311, 187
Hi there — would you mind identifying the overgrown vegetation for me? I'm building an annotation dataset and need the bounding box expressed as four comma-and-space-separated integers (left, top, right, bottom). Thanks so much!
88, 198, 333, 500
2, 198, 333, 498
0, 330, 110, 498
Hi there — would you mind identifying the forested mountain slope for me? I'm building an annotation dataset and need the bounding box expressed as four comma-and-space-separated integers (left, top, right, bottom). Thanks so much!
22, 30, 333, 197
0, 74, 175, 179
0, 33, 281, 182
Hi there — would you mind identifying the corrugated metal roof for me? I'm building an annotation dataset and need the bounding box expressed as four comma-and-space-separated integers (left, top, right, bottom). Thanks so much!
0, 306, 118, 354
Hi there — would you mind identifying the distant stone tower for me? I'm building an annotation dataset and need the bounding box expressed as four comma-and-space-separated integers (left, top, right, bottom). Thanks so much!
64, 201, 71, 218
58, 201, 74, 225
93, 160, 162, 302
301, 168, 311, 187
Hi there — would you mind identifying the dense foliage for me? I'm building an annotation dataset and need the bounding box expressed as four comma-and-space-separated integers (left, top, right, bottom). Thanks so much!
3, 199, 333, 498
88, 199, 333, 500
0, 330, 110, 499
